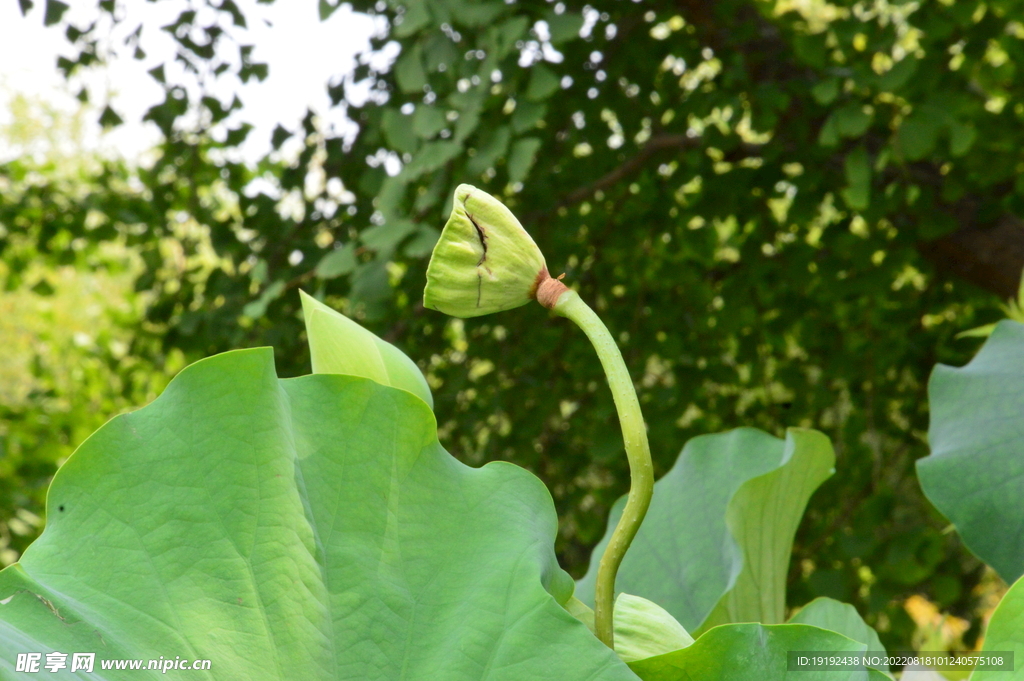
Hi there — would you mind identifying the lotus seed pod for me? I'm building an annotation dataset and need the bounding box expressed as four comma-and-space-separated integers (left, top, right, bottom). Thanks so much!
424, 184, 550, 318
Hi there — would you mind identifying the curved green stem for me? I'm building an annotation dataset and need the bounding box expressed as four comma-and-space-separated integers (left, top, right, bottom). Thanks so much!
552, 289, 654, 649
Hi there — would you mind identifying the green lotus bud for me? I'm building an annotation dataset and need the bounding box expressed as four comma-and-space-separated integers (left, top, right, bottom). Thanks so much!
611, 593, 694, 663
560, 592, 694, 662
424, 184, 552, 318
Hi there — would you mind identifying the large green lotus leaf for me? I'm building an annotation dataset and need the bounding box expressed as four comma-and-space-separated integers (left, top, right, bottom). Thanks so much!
973, 574, 1024, 681
628, 622, 888, 681
789, 598, 888, 674
917, 320, 1024, 583
0, 348, 633, 681
578, 428, 834, 632
299, 289, 433, 408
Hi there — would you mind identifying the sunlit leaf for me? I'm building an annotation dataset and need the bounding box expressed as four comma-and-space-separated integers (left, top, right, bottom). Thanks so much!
300, 290, 433, 407
0, 348, 633, 680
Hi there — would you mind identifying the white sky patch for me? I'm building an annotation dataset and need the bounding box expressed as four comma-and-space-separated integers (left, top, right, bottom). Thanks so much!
0, 1, 376, 164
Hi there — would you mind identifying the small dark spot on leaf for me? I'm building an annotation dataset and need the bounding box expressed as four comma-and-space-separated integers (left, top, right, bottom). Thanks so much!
781, 402, 793, 410
58, 505, 65, 512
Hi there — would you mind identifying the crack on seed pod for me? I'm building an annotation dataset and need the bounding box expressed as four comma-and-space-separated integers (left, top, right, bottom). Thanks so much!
467, 213, 488, 265
467, 211, 491, 307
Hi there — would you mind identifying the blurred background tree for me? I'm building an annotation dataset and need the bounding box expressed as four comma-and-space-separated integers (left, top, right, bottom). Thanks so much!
0, 92, 183, 564
4, 0, 1024, 652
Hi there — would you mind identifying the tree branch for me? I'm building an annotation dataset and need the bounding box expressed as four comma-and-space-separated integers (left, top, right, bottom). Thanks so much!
548, 133, 763, 215
557, 134, 699, 208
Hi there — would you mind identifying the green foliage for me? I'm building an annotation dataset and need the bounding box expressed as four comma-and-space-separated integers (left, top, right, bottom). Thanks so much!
577, 428, 832, 632
0, 346, 630, 680
13, 0, 1024, 650
917, 320, 1024, 583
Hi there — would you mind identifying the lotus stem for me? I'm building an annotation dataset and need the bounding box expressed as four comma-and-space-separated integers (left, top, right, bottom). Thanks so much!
543, 283, 654, 649
423, 184, 654, 649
